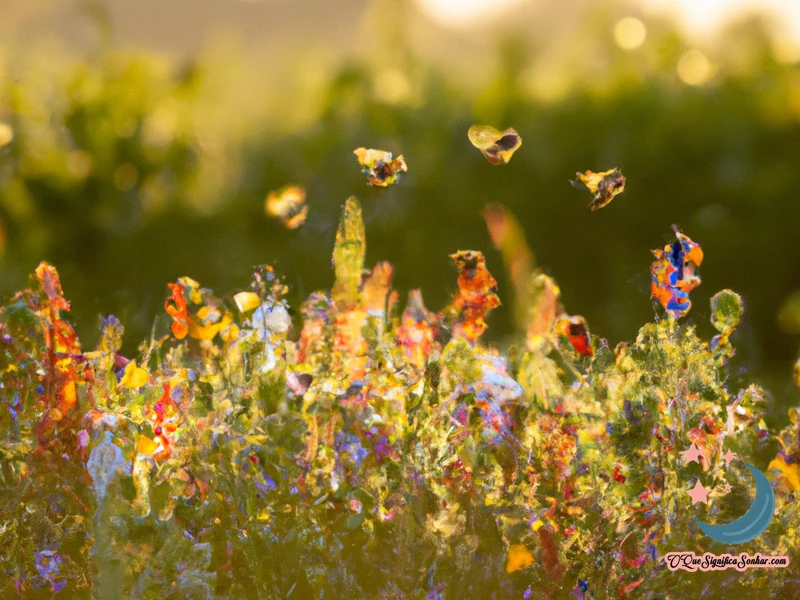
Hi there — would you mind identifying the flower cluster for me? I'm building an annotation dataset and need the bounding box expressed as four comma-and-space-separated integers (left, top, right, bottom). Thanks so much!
0, 200, 798, 599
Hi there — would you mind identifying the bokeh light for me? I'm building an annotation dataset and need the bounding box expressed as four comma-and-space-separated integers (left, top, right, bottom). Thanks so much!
0, 122, 12, 148
614, 17, 647, 50
677, 48, 713, 85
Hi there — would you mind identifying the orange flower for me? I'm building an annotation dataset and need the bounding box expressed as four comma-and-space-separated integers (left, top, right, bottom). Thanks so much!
397, 290, 439, 367
446, 251, 500, 343
165, 282, 189, 339
555, 315, 594, 357
35, 261, 71, 311
506, 544, 534, 573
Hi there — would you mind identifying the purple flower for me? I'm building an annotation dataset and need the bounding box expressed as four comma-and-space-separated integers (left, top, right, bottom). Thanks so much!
254, 477, 277, 495
336, 433, 369, 468
35, 549, 65, 592
374, 436, 393, 460
523, 586, 533, 599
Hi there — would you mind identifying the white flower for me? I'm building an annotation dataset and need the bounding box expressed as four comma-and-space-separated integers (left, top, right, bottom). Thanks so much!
86, 431, 128, 501
260, 343, 277, 373
249, 304, 291, 340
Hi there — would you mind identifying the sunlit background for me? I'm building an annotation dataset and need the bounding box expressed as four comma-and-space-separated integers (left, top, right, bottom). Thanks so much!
3, 0, 800, 416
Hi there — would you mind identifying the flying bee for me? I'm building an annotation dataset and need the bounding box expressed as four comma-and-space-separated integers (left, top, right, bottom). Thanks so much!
468, 125, 522, 165
570, 168, 626, 210
353, 147, 407, 186
266, 185, 308, 229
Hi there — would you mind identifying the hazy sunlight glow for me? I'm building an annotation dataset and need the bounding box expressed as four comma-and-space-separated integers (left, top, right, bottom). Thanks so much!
641, 0, 800, 42
415, 0, 527, 27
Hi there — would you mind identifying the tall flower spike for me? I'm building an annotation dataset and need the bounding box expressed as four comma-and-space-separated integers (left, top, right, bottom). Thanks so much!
361, 262, 393, 319
446, 250, 500, 343
483, 202, 535, 329
165, 282, 189, 339
650, 225, 703, 319
397, 290, 439, 367
332, 197, 366, 308
35, 262, 70, 312
526, 274, 560, 352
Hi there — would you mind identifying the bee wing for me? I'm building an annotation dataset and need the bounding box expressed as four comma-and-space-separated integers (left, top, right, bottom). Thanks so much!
468, 124, 502, 149
569, 177, 589, 190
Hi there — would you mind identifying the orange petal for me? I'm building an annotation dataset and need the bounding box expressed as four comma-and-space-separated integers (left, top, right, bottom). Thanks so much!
136, 435, 160, 456
172, 321, 188, 339
506, 544, 534, 573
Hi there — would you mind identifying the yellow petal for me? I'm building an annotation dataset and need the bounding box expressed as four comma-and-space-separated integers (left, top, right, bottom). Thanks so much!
179, 277, 202, 304
468, 124, 502, 149
221, 323, 240, 343
506, 544, 534, 573
196, 305, 213, 321
468, 125, 522, 165
188, 313, 233, 341
234, 292, 261, 313
136, 435, 159, 456
121, 360, 150, 389
769, 456, 800, 491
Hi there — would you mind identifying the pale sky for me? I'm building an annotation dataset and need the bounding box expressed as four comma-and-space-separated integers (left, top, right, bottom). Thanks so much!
2, 0, 799, 62
416, 0, 800, 41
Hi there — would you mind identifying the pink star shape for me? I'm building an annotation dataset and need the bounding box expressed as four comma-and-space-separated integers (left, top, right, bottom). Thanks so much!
722, 482, 732, 494
680, 443, 703, 466
688, 480, 711, 505
721, 449, 737, 467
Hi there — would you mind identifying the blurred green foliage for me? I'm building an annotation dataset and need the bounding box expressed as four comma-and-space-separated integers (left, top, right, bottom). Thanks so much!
2, 9, 800, 412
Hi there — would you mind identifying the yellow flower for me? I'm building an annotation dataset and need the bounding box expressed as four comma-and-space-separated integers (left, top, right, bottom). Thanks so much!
187, 312, 233, 341
121, 360, 150, 389
768, 454, 800, 491
234, 291, 261, 313
136, 435, 160, 456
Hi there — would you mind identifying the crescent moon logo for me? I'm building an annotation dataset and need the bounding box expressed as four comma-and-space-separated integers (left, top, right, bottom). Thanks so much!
695, 463, 776, 545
